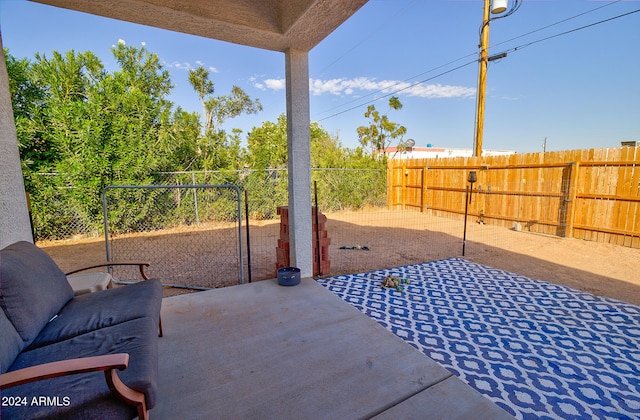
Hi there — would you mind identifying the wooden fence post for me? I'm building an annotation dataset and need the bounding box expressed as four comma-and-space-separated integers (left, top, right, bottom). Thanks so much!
421, 166, 428, 212
386, 161, 394, 209
401, 164, 407, 210
560, 161, 579, 237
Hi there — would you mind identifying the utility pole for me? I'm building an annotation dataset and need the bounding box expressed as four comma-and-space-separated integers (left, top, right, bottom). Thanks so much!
473, 0, 518, 157
473, 0, 491, 158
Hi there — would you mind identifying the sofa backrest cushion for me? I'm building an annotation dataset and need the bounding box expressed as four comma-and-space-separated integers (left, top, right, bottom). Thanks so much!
0, 241, 74, 346
0, 308, 24, 373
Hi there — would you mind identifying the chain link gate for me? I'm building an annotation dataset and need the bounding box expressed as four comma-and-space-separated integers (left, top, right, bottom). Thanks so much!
102, 185, 244, 289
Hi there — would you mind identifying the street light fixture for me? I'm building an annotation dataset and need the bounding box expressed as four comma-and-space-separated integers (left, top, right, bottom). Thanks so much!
472, 0, 521, 157
492, 0, 508, 14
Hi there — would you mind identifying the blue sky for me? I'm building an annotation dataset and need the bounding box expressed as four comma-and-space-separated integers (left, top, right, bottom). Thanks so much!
1, 0, 639, 153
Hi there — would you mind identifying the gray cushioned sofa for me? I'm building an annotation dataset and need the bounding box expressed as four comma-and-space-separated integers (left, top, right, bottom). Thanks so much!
0, 241, 162, 419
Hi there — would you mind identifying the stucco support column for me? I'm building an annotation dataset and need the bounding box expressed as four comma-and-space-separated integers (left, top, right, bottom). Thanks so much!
285, 48, 313, 277
0, 32, 33, 248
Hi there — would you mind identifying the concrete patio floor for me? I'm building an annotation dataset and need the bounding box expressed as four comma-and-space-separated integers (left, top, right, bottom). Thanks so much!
151, 278, 512, 419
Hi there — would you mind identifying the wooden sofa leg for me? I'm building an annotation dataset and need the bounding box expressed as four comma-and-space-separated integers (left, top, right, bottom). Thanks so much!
105, 368, 148, 420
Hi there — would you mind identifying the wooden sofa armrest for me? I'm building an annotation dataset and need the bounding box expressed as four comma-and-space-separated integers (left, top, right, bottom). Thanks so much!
0, 354, 129, 389
0, 354, 148, 420
65, 261, 151, 280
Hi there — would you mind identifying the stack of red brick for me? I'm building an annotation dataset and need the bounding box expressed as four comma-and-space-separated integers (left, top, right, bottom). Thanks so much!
275, 206, 330, 276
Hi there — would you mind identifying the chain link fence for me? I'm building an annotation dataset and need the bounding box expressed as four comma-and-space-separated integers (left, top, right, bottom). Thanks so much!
29, 168, 387, 243
29, 166, 638, 291
103, 184, 243, 288
31, 167, 617, 288
31, 169, 388, 286
27, 173, 103, 241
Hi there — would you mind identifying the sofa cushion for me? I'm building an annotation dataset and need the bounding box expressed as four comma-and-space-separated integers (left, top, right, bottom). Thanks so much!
5, 317, 159, 419
28, 279, 163, 350
0, 308, 24, 374
0, 241, 74, 345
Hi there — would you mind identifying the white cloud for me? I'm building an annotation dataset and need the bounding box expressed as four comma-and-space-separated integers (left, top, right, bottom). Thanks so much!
261, 78, 286, 91
254, 76, 475, 99
164, 61, 218, 72
167, 61, 193, 70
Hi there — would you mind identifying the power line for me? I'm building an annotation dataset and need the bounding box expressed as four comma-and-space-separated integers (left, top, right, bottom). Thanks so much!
492, 0, 623, 49
313, 52, 477, 119
313, 2, 639, 123
508, 8, 640, 54
316, 59, 477, 122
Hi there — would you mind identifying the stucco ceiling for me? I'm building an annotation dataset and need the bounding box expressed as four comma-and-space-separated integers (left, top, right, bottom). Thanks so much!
31, 0, 368, 52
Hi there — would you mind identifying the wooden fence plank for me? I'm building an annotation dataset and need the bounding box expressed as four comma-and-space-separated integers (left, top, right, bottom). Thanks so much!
630, 147, 640, 248
575, 148, 590, 240
583, 148, 597, 241
615, 147, 632, 245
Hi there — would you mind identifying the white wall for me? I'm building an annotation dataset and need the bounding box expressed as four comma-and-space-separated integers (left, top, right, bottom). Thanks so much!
0, 32, 33, 248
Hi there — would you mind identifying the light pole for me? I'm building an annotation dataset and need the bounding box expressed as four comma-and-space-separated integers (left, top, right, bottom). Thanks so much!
473, 0, 519, 157
462, 170, 477, 256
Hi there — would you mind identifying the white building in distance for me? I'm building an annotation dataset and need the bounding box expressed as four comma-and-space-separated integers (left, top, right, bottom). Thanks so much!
381, 145, 515, 160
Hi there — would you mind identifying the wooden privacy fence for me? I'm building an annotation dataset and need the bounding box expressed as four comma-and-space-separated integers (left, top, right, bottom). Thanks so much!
388, 146, 640, 248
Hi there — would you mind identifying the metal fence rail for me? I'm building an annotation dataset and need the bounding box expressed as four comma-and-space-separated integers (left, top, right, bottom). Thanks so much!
102, 184, 243, 289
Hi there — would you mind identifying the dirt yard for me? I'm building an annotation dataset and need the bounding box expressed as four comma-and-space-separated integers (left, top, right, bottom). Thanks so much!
40, 209, 640, 306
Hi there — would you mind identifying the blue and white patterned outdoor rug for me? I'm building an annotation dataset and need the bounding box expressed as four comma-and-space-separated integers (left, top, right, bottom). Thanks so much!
316, 258, 640, 419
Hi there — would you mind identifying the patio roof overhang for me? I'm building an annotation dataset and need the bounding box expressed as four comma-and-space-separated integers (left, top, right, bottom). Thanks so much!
30, 0, 367, 53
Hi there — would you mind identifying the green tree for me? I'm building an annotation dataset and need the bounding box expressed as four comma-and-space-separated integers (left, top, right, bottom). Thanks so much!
246, 114, 289, 170
162, 107, 204, 171
356, 96, 407, 159
101, 41, 176, 181
4, 50, 49, 175
31, 43, 176, 188
246, 113, 377, 170
188, 66, 214, 135
187, 66, 262, 170
13, 42, 195, 237
15, 48, 109, 236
